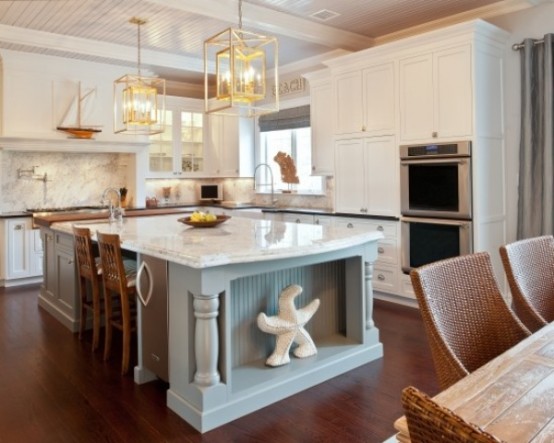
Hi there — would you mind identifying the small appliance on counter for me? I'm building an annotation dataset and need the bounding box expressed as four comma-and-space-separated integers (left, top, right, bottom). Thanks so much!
198, 183, 222, 203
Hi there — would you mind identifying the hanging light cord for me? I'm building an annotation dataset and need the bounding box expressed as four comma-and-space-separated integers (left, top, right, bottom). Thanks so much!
238, 0, 243, 29
130, 17, 146, 77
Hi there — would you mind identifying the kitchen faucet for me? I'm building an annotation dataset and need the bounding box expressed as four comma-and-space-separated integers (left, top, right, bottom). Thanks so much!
253, 163, 277, 207
101, 187, 123, 223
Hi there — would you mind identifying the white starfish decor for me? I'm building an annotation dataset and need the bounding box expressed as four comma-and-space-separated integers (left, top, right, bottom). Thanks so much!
257, 284, 320, 367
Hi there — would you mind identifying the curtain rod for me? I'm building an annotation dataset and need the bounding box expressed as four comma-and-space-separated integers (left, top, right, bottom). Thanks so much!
512, 38, 545, 51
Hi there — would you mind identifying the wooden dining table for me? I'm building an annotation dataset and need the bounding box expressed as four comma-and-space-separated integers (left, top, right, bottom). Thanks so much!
394, 321, 554, 442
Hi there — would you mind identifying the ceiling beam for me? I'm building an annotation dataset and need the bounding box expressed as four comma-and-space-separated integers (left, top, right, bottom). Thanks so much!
145, 0, 374, 51
0, 24, 204, 73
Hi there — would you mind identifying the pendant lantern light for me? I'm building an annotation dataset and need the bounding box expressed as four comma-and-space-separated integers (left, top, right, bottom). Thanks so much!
114, 17, 166, 135
204, 0, 279, 117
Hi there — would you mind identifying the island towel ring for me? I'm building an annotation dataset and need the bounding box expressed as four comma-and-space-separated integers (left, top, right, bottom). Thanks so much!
136, 261, 153, 306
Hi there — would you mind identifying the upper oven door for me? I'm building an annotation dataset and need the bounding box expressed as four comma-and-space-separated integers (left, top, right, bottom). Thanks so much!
400, 156, 472, 219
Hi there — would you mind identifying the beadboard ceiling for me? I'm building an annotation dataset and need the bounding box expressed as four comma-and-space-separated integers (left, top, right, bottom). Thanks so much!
0, 0, 547, 88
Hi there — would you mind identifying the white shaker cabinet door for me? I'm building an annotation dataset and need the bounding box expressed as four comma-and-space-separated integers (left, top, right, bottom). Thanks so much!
399, 44, 472, 142
399, 53, 434, 141
334, 139, 366, 214
434, 44, 473, 139
334, 70, 364, 136
6, 219, 29, 279
364, 136, 399, 218
310, 80, 334, 176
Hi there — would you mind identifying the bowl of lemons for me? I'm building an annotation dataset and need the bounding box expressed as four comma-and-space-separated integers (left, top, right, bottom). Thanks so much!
178, 211, 231, 228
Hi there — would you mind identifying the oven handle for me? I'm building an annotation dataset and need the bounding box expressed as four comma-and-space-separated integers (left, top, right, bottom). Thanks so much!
400, 158, 469, 165
401, 216, 472, 227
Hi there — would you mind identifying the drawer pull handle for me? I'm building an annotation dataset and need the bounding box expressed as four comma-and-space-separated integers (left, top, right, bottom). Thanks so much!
14, 224, 24, 230
377, 226, 384, 231
378, 247, 385, 254
377, 274, 386, 281
347, 223, 353, 228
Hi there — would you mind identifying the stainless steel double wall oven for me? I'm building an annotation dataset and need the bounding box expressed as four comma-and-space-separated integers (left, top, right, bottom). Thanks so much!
400, 141, 473, 273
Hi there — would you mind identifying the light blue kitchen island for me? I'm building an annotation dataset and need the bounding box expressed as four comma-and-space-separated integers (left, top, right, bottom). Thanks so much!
51, 214, 384, 432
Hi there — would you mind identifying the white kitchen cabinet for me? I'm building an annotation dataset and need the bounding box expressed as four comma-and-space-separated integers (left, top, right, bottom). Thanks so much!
205, 114, 254, 177
399, 44, 472, 142
333, 61, 396, 138
148, 97, 205, 178
334, 136, 399, 217
304, 70, 334, 176
4, 218, 43, 282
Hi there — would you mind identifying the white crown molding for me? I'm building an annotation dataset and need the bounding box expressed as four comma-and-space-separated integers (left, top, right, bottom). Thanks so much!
373, 0, 540, 45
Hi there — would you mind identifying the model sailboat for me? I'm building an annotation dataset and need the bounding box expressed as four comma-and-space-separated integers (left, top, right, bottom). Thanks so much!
56, 82, 102, 139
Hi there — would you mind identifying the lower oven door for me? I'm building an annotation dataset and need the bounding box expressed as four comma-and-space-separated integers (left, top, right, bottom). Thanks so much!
401, 217, 473, 273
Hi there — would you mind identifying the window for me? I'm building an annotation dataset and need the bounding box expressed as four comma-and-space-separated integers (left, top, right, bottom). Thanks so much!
257, 105, 323, 194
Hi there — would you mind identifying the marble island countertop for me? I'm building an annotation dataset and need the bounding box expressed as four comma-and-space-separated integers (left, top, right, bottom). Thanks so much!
50, 214, 384, 269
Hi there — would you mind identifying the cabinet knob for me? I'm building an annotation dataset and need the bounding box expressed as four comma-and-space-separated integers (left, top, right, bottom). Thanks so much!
315, 219, 320, 225
377, 274, 386, 281
347, 223, 354, 228
378, 247, 385, 254
295, 219, 301, 223
362, 125, 366, 132
432, 131, 438, 138
377, 225, 384, 231
312, 166, 316, 171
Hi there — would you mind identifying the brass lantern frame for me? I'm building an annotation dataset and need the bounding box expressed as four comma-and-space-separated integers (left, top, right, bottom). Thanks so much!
204, 27, 278, 117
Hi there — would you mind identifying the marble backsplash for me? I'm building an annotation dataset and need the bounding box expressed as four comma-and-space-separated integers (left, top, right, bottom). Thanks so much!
1, 151, 130, 212
1, 150, 334, 213
145, 177, 334, 210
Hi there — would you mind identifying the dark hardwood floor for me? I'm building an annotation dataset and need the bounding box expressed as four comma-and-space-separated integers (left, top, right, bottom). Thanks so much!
0, 284, 439, 443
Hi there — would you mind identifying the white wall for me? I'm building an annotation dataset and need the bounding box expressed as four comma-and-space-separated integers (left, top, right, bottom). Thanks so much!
487, 2, 554, 242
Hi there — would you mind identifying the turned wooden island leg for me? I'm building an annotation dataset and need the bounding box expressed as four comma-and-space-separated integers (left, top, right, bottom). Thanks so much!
193, 293, 220, 386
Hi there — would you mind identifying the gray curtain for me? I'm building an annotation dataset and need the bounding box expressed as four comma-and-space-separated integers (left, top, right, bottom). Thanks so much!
517, 34, 554, 239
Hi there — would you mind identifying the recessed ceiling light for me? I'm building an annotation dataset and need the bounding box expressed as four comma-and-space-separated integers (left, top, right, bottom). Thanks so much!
310, 9, 340, 22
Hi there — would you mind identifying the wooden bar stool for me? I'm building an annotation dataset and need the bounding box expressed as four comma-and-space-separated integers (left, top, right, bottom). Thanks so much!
73, 226, 103, 351
96, 231, 137, 375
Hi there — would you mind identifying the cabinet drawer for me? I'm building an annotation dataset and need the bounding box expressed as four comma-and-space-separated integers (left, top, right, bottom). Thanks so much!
376, 240, 398, 265
364, 221, 398, 239
372, 265, 399, 293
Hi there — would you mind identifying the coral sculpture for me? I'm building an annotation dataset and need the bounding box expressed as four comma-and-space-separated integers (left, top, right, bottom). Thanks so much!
257, 284, 320, 367
273, 151, 300, 184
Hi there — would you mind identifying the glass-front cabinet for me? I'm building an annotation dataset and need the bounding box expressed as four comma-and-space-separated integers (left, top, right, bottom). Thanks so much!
147, 97, 205, 178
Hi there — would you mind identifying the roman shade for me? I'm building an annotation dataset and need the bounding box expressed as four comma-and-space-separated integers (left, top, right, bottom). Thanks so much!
258, 105, 310, 132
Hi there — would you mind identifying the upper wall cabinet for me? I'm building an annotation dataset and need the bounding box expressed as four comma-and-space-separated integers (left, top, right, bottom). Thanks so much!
399, 44, 472, 142
304, 70, 334, 176
148, 97, 205, 178
333, 61, 395, 138
204, 114, 254, 178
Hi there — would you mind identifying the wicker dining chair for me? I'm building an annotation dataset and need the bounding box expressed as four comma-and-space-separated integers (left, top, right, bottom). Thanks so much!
401, 386, 506, 443
410, 252, 530, 390
499, 235, 554, 332
97, 231, 137, 375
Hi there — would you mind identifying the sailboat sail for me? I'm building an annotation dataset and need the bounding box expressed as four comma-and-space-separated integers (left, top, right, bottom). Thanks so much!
56, 81, 102, 139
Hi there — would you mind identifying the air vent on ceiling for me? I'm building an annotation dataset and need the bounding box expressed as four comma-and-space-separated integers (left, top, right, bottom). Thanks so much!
310, 9, 340, 22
